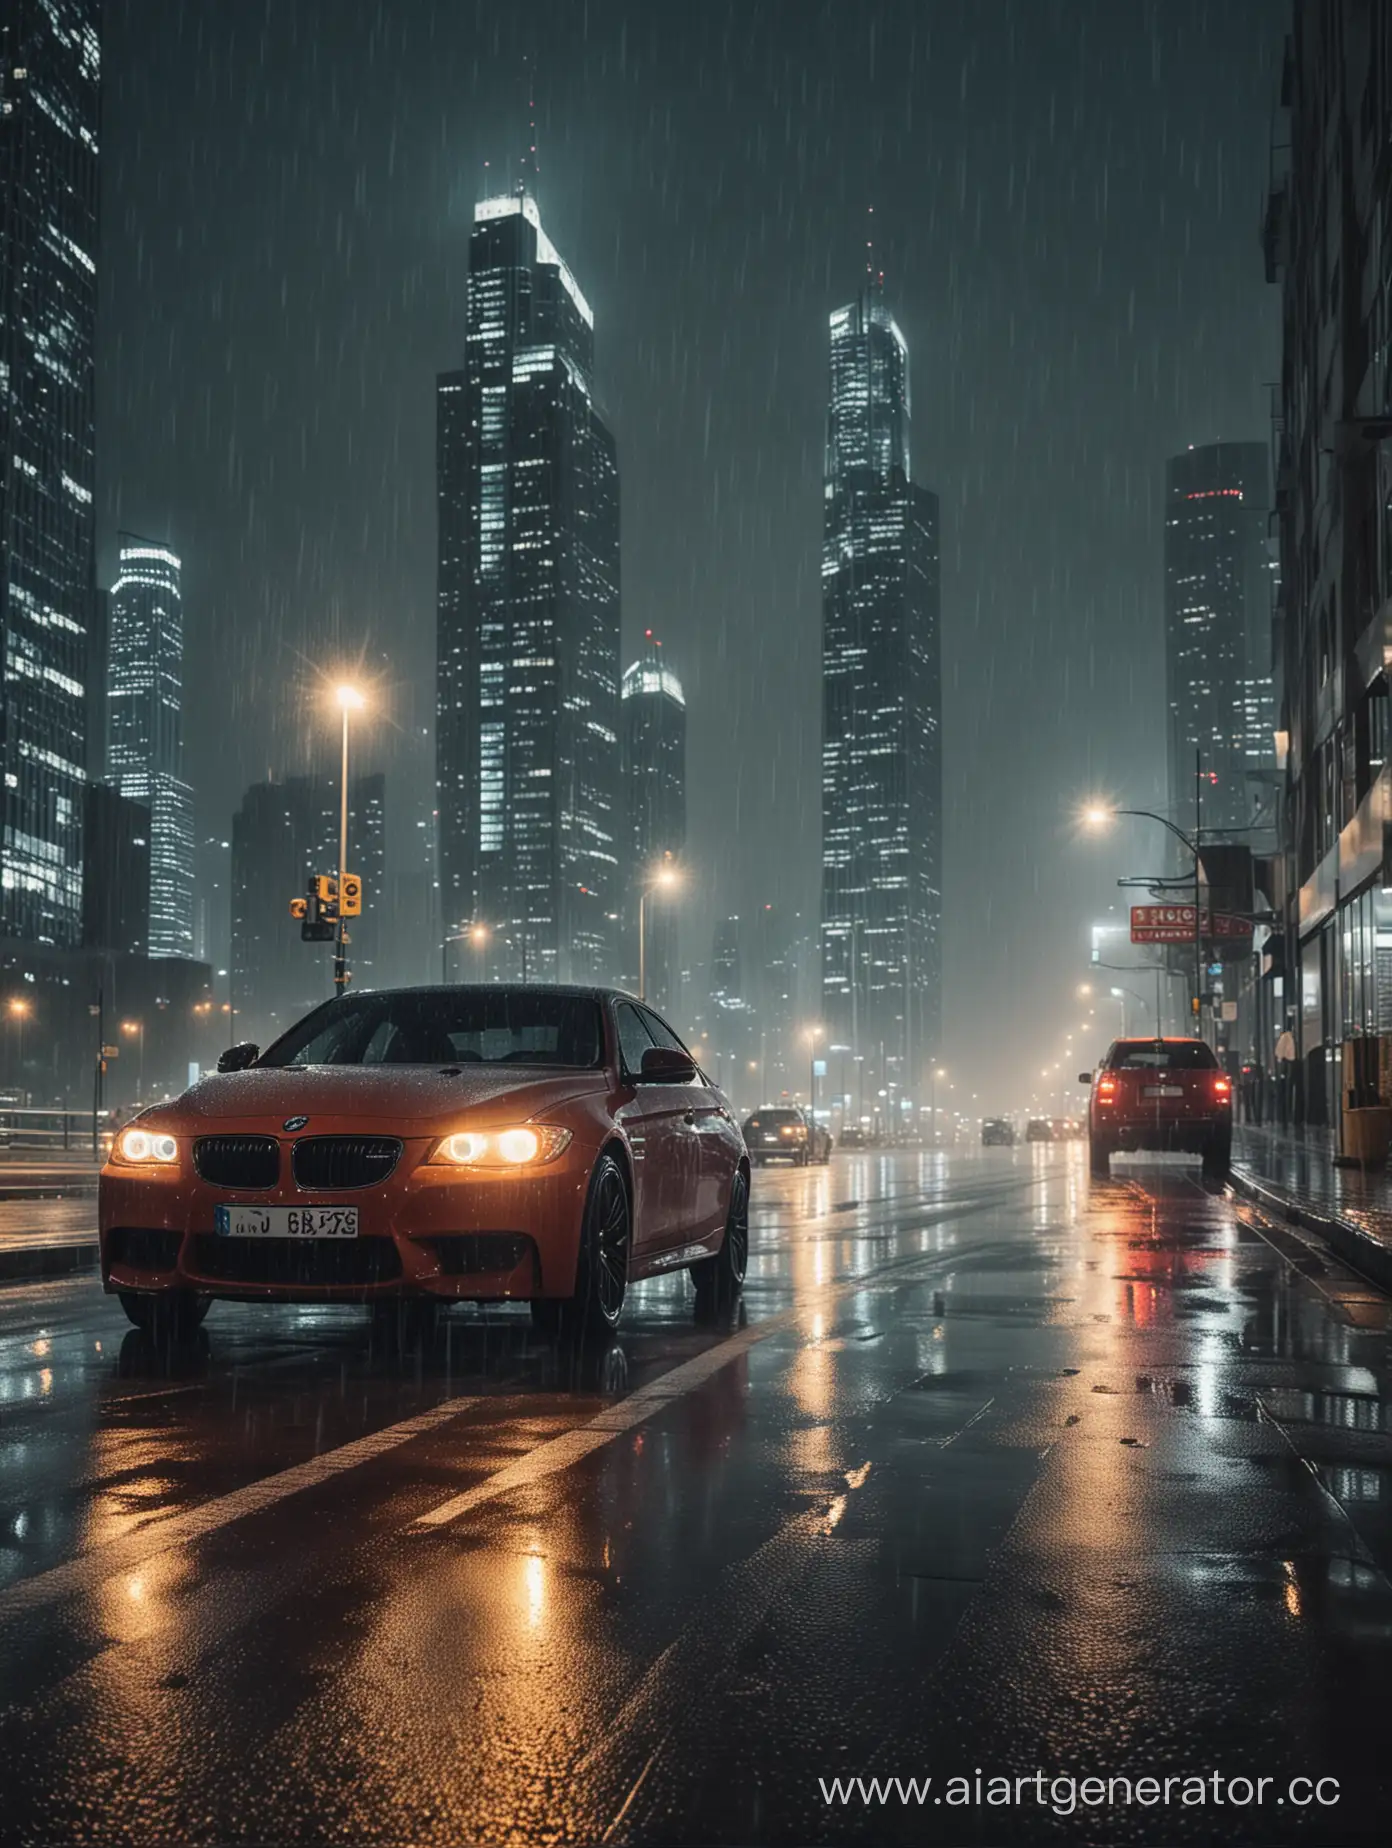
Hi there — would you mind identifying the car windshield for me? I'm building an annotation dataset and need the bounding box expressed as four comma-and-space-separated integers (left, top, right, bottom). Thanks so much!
259, 989, 606, 1069
1109, 1041, 1219, 1071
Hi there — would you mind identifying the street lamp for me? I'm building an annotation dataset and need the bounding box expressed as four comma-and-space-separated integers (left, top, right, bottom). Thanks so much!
7, 997, 30, 1080
638, 855, 680, 1001
442, 920, 494, 984
805, 1023, 824, 1116
1083, 800, 1204, 1040
120, 1019, 145, 1100
332, 684, 366, 994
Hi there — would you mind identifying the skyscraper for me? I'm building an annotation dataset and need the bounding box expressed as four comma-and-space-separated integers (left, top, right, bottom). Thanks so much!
1163, 443, 1274, 837
437, 191, 621, 985
0, 3, 100, 947
820, 283, 942, 1114
621, 631, 686, 1011
106, 536, 195, 958
231, 772, 385, 1046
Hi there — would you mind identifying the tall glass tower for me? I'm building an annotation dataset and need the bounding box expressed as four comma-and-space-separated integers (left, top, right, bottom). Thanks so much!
621, 631, 686, 1010
820, 284, 942, 1120
0, 1, 101, 946
107, 536, 194, 958
436, 192, 621, 984
1163, 442, 1274, 838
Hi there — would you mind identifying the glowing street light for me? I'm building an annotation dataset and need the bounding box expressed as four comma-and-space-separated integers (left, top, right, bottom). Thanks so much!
330, 682, 367, 992
638, 853, 681, 1001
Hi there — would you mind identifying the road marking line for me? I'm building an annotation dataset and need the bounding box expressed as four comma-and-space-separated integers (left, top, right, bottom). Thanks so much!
0, 1394, 482, 1623
409, 1236, 1016, 1533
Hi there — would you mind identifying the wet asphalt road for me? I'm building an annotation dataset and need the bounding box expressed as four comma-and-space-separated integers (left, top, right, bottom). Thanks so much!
2, 1146, 1391, 1847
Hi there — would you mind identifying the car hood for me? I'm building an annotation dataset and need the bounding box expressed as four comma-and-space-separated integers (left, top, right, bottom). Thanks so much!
165, 1065, 609, 1129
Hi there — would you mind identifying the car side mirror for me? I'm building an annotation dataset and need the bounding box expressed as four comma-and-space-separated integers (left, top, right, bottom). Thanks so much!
217, 1042, 261, 1073
1078, 1072, 1092, 1086
637, 1046, 697, 1084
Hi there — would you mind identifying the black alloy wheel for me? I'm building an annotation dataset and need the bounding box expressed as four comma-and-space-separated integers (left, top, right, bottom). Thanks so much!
532, 1152, 631, 1343
691, 1168, 750, 1319
118, 1290, 210, 1343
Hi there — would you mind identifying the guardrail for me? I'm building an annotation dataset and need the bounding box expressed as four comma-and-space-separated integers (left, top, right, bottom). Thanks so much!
0, 1109, 105, 1155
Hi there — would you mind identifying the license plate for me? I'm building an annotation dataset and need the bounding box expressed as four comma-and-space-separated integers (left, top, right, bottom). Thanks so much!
214, 1205, 359, 1239
1143, 1086, 1184, 1098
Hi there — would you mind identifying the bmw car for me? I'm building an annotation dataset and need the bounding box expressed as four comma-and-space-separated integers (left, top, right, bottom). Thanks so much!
99, 985, 750, 1341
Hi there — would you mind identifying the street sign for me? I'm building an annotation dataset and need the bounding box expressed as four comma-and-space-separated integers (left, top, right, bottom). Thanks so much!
1130, 904, 1254, 944
812, 1059, 827, 1077
101, 1044, 119, 1057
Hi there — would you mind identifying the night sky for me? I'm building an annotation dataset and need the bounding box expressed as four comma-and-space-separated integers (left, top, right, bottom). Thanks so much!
98, 0, 1284, 1109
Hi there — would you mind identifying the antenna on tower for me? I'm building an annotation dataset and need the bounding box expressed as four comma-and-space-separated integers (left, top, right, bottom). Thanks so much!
518, 54, 538, 198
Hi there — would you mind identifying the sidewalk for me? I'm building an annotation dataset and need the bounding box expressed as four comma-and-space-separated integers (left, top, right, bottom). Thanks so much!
0, 1198, 98, 1282
1233, 1125, 1392, 1292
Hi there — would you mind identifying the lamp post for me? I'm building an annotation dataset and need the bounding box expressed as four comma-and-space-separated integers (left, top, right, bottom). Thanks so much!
121, 1019, 144, 1102
638, 855, 680, 1001
805, 1023, 823, 1117
7, 997, 30, 1092
333, 684, 366, 993
442, 921, 493, 984
1084, 802, 1204, 1040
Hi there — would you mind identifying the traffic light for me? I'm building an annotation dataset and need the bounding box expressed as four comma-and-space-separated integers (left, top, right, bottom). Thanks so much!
310, 874, 337, 904
340, 873, 362, 917
289, 898, 308, 920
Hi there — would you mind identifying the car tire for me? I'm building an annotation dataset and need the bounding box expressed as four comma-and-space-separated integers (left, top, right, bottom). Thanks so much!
1088, 1136, 1111, 1178
691, 1169, 749, 1319
118, 1290, 209, 1342
532, 1152, 631, 1343
796, 1148, 809, 1168
1201, 1133, 1232, 1181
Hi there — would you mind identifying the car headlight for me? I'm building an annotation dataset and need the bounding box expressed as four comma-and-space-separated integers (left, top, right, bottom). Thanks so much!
114, 1127, 179, 1165
428, 1125, 573, 1168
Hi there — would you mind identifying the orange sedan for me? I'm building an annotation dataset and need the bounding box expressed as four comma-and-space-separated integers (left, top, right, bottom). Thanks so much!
100, 985, 750, 1341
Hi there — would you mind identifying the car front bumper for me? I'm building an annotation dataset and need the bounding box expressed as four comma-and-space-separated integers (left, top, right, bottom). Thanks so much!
99, 1141, 598, 1304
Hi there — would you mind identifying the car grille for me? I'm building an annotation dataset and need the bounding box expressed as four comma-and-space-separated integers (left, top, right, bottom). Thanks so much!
291, 1136, 402, 1190
107, 1227, 183, 1270
187, 1234, 402, 1287
193, 1136, 280, 1188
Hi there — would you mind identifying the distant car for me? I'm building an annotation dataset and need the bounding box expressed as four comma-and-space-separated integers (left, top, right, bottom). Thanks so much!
981, 1118, 1016, 1147
1025, 1118, 1054, 1143
1051, 1116, 1086, 1141
99, 984, 751, 1342
1081, 1037, 1232, 1179
838, 1125, 867, 1148
742, 1105, 831, 1166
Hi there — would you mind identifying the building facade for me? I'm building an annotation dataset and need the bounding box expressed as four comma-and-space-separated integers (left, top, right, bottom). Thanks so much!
0, 1, 100, 947
106, 537, 194, 958
436, 192, 621, 986
231, 773, 385, 1047
81, 782, 149, 956
1266, 5, 1392, 1136
1163, 443, 1275, 839
820, 284, 942, 1119
620, 632, 685, 1013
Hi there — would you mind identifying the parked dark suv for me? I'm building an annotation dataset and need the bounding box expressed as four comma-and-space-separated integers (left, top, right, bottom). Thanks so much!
742, 1106, 832, 1166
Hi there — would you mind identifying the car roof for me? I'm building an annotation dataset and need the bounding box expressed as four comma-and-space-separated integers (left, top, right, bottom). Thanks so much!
341, 982, 644, 1004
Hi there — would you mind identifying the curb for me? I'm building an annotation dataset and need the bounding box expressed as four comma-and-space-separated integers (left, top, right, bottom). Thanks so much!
0, 1243, 99, 1285
1230, 1165, 1392, 1294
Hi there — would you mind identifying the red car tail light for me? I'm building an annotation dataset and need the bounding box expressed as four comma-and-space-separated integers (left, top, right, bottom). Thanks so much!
1213, 1076, 1232, 1103
1096, 1077, 1117, 1105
